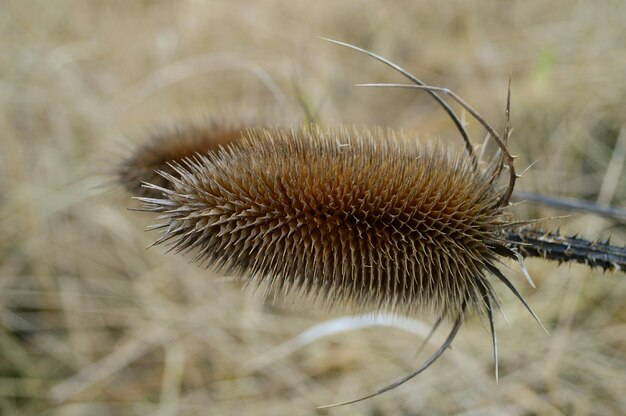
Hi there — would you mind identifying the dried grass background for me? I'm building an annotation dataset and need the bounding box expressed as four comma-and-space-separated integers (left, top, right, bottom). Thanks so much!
1, 1, 625, 415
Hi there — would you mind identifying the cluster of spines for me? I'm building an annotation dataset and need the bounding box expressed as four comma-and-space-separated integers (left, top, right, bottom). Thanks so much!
139, 126, 515, 320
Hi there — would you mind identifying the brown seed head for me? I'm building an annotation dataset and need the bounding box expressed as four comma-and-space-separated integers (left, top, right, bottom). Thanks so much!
140, 125, 516, 320
117, 121, 249, 198
129, 39, 550, 408
128, 39, 540, 406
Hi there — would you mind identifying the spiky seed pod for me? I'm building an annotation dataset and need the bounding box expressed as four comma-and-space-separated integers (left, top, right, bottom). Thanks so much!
131, 40, 543, 407
140, 125, 518, 320
117, 121, 249, 198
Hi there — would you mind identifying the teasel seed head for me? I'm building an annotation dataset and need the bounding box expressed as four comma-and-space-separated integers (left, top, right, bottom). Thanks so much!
138, 122, 546, 406
141, 125, 517, 319
130, 39, 545, 407
117, 120, 250, 198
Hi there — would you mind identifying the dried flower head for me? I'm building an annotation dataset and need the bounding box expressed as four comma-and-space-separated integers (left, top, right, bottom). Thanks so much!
117, 121, 249, 198
130, 40, 550, 407
139, 122, 540, 406
142, 125, 516, 319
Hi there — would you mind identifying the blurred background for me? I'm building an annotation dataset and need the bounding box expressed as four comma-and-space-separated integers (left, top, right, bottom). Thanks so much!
1, 1, 625, 415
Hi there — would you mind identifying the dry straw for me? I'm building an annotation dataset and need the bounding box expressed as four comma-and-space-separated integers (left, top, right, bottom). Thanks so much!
118, 39, 626, 408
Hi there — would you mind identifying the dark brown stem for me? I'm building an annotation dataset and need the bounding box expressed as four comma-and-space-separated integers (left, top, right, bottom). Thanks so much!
506, 228, 626, 272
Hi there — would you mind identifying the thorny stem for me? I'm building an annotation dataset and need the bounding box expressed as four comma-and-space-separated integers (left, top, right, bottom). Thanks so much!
507, 228, 626, 272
